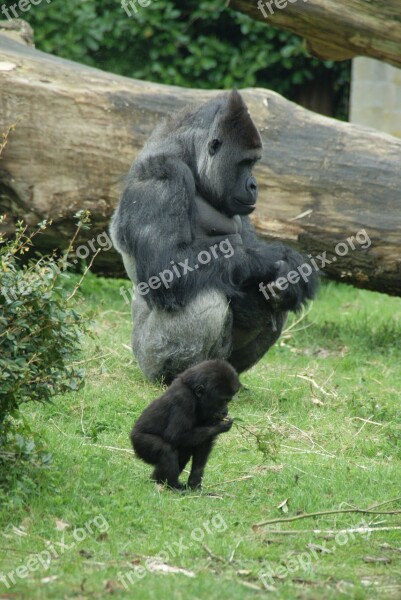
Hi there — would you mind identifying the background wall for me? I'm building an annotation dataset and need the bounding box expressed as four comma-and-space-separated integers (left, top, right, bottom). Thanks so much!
350, 57, 401, 137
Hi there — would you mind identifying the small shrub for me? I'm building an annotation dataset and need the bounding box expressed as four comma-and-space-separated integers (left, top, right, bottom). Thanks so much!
0, 213, 90, 464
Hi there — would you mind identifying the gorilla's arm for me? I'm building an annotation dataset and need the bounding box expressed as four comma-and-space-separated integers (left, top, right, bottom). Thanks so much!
163, 404, 228, 448
113, 158, 278, 311
172, 426, 223, 447
240, 216, 318, 310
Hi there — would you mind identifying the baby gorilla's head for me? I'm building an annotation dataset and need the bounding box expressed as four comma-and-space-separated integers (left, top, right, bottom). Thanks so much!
180, 359, 240, 423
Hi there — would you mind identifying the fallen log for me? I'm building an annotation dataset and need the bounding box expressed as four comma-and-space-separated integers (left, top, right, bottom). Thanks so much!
230, 0, 401, 69
0, 31, 400, 295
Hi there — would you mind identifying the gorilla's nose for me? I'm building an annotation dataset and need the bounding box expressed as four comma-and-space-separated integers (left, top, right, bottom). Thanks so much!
246, 177, 258, 199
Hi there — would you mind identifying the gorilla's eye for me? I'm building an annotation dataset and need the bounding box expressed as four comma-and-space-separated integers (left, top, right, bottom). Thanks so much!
208, 138, 222, 156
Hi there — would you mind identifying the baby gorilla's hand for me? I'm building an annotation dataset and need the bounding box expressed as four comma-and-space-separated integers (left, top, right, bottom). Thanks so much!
216, 417, 234, 433
211, 407, 228, 425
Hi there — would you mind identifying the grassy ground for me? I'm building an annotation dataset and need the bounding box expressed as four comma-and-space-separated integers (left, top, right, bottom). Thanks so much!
1, 276, 401, 600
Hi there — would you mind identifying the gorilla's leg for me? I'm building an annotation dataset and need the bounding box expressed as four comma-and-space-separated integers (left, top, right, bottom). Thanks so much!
228, 287, 287, 373
132, 290, 233, 381
152, 450, 184, 489
229, 314, 286, 373
131, 432, 163, 464
187, 439, 215, 489
178, 448, 192, 475
132, 432, 184, 489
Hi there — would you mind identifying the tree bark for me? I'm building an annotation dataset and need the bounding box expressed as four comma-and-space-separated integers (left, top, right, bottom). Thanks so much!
230, 0, 401, 68
0, 32, 400, 295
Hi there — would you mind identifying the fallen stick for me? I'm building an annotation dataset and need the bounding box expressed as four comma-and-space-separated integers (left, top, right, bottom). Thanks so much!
254, 497, 401, 528
206, 475, 253, 488
255, 526, 401, 535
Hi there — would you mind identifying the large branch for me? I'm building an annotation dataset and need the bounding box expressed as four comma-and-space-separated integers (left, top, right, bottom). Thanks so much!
230, 0, 401, 68
0, 31, 400, 295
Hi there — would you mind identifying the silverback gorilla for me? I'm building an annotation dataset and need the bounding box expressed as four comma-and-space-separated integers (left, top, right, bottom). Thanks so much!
111, 90, 317, 381
131, 360, 239, 489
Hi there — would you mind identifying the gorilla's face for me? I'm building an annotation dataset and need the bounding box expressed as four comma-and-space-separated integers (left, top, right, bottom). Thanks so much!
206, 135, 261, 216
182, 359, 240, 423
196, 90, 262, 217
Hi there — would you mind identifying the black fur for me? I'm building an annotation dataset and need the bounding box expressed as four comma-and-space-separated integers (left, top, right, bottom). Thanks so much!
131, 360, 239, 490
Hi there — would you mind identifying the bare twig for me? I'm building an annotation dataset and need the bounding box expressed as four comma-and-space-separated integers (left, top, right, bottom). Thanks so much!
256, 526, 401, 535
351, 416, 383, 427
296, 374, 336, 397
176, 494, 224, 500
282, 420, 334, 457
363, 556, 392, 564
202, 543, 227, 564
84, 443, 134, 454
282, 304, 314, 337
281, 445, 336, 459
49, 419, 68, 437
254, 497, 401, 528
206, 475, 253, 488
72, 352, 112, 366
228, 540, 241, 563
66, 248, 101, 302
80, 392, 86, 437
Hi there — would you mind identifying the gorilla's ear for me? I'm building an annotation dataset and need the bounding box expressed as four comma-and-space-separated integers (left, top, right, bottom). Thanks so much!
194, 384, 205, 398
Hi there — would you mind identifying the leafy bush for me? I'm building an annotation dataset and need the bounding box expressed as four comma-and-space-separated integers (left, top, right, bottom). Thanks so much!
23, 0, 350, 118
0, 214, 89, 462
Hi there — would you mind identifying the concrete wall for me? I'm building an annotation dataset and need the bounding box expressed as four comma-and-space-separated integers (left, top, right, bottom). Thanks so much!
350, 57, 401, 138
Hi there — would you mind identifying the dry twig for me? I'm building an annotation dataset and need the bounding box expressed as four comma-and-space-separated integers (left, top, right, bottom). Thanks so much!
256, 526, 401, 535
254, 497, 401, 528
206, 475, 253, 488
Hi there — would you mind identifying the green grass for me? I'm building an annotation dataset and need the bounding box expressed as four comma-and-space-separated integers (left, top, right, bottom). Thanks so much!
1, 277, 401, 600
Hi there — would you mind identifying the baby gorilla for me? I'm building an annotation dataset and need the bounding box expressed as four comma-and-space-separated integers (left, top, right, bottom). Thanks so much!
131, 359, 240, 490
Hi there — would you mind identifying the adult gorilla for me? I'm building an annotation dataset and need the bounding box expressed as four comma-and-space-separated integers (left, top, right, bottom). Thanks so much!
111, 90, 317, 381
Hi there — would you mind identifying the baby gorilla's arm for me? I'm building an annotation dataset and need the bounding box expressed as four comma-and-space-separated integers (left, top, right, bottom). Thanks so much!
186, 419, 233, 489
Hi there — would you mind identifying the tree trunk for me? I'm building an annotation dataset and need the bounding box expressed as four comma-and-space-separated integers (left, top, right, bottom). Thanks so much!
230, 0, 401, 69
0, 31, 400, 295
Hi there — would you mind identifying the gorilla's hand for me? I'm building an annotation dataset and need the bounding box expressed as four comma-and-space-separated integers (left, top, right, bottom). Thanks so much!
211, 408, 228, 424
266, 249, 318, 312
216, 417, 234, 433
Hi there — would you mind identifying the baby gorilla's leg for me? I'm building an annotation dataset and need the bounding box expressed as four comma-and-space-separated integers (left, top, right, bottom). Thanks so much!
178, 448, 192, 475
132, 432, 184, 489
187, 439, 215, 489
152, 447, 185, 490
